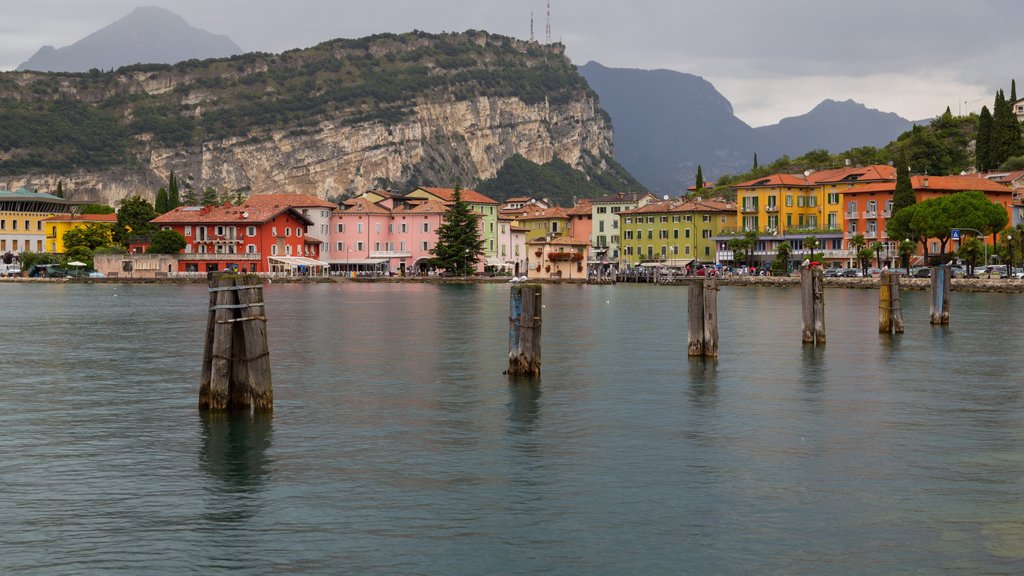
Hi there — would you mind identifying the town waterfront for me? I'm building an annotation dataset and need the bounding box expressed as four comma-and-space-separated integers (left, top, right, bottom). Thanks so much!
3, 282, 1023, 574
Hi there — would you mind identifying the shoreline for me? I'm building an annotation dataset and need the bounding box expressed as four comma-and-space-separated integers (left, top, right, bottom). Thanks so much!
4, 274, 1024, 293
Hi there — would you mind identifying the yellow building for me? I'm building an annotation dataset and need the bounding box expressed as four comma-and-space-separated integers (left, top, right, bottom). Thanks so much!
0, 189, 78, 255
514, 206, 571, 242
43, 213, 118, 253
619, 198, 737, 265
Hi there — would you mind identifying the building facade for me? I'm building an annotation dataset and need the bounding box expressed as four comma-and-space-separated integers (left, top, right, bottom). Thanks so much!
0, 189, 78, 255
619, 198, 736, 265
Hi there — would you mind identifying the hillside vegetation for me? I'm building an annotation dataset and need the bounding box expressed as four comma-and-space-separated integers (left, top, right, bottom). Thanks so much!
477, 153, 645, 206
0, 31, 599, 181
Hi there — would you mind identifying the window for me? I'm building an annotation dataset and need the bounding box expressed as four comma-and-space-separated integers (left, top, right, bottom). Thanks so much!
285, 227, 291, 237
673, 230, 679, 239
271, 245, 278, 255
685, 229, 691, 239
337, 223, 345, 233
183, 226, 191, 236
272, 227, 277, 236
625, 217, 632, 224
422, 222, 430, 233
296, 228, 303, 237
374, 242, 381, 251
685, 215, 693, 222
647, 230, 653, 240
247, 244, 256, 254
625, 231, 633, 240
421, 241, 429, 251
685, 245, 691, 255
849, 221, 858, 233
336, 242, 344, 251
702, 230, 712, 239
612, 220, 618, 229
599, 221, 605, 233
286, 245, 292, 256
389, 223, 394, 233
12, 220, 16, 230
247, 226, 256, 236
659, 230, 668, 239
597, 206, 608, 214
827, 213, 838, 229
357, 223, 364, 233
828, 192, 840, 205
375, 223, 381, 233
401, 223, 407, 233
660, 216, 668, 223
672, 216, 681, 223
647, 217, 655, 224
786, 195, 793, 207
703, 215, 711, 222
356, 241, 364, 251
216, 226, 225, 236
0, 220, 4, 230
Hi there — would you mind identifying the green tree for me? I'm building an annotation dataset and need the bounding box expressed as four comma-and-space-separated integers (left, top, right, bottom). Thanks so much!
976, 106, 993, 171
992, 88, 1023, 166
429, 186, 484, 275
695, 165, 704, 193
898, 239, 916, 274
200, 187, 220, 206
892, 158, 916, 214
115, 196, 158, 246
848, 233, 866, 269
79, 203, 115, 214
148, 229, 187, 254
772, 241, 791, 276
55, 181, 64, 198
857, 247, 874, 275
958, 236, 984, 274
1013, 79, 1018, 103
155, 187, 169, 213
168, 171, 180, 209
63, 222, 115, 252
870, 241, 885, 268
752, 153, 758, 170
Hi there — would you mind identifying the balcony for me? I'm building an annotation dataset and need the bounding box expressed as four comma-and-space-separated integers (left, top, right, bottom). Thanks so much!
863, 211, 878, 219
846, 211, 859, 220
765, 205, 779, 213
865, 230, 878, 239
196, 235, 243, 244
881, 209, 892, 218
741, 205, 759, 214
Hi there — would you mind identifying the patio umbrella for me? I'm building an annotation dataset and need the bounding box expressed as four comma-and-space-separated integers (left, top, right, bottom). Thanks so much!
67, 261, 86, 277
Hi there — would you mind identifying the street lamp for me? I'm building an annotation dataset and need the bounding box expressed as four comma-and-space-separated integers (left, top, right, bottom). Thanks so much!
1007, 234, 1013, 277
464, 248, 470, 278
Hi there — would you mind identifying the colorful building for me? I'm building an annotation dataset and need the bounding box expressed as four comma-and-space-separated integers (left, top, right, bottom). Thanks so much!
244, 193, 337, 261
151, 202, 322, 274
526, 236, 589, 280
42, 213, 117, 254
0, 189, 78, 255
405, 187, 500, 262
515, 206, 571, 242
590, 192, 657, 266
330, 196, 449, 275
619, 198, 736, 266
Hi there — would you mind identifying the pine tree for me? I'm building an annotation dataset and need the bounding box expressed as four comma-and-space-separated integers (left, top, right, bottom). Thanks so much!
155, 187, 169, 213
55, 181, 64, 198
991, 89, 1023, 166
695, 165, 704, 193
753, 153, 758, 170
892, 157, 916, 214
167, 172, 180, 209
1012, 79, 1017, 103
976, 106, 993, 171
429, 187, 485, 275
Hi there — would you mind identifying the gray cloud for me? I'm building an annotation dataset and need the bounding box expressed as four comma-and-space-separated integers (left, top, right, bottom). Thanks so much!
1, 0, 1019, 125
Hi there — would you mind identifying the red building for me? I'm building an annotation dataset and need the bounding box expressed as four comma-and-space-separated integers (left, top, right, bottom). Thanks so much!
151, 202, 323, 274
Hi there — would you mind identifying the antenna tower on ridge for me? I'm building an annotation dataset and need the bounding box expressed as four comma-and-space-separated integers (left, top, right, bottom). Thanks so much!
530, 11, 535, 42
546, 0, 552, 44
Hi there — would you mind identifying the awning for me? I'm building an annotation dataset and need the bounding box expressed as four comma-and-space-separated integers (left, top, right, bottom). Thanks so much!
640, 259, 694, 267
269, 256, 330, 268
485, 257, 507, 267
327, 258, 388, 265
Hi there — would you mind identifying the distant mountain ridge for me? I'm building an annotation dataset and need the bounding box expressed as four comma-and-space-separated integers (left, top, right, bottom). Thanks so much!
578, 62, 915, 195
17, 6, 241, 72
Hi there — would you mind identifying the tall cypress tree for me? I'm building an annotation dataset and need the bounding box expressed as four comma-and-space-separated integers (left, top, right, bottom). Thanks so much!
753, 153, 759, 170
695, 165, 704, 192
892, 157, 916, 214
976, 106, 993, 171
168, 172, 180, 209
1012, 79, 1017, 103
990, 89, 1023, 167
155, 187, 169, 213
55, 181, 64, 198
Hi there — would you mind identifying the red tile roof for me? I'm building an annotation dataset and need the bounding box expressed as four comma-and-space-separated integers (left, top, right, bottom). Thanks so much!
395, 199, 449, 214
516, 206, 570, 220
734, 174, 814, 188
339, 197, 391, 214
527, 235, 589, 246
567, 199, 592, 216
244, 193, 336, 209
151, 203, 314, 225
621, 198, 735, 215
414, 187, 498, 205
805, 164, 895, 184
843, 175, 1012, 195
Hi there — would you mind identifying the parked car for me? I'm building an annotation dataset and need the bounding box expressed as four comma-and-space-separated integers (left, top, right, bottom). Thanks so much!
911, 267, 931, 278
840, 268, 861, 278
976, 265, 1008, 279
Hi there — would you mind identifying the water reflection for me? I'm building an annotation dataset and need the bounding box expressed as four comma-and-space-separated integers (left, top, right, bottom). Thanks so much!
686, 359, 718, 408
507, 377, 541, 433
198, 411, 273, 523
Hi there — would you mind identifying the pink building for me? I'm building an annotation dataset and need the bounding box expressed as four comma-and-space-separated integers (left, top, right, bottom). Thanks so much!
496, 215, 528, 275
330, 197, 447, 275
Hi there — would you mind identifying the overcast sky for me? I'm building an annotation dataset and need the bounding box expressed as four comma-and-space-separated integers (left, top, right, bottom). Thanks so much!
1, 0, 1017, 126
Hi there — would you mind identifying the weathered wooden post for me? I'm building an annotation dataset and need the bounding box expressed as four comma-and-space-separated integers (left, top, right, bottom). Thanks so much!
929, 265, 950, 325
801, 266, 825, 346
879, 271, 905, 334
688, 277, 719, 358
200, 274, 273, 412
508, 284, 542, 377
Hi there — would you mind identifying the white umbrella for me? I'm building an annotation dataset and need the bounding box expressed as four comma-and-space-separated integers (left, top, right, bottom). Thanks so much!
67, 261, 86, 277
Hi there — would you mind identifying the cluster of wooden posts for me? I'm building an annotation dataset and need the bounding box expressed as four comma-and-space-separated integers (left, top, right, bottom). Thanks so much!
196, 267, 958, 407
199, 274, 273, 413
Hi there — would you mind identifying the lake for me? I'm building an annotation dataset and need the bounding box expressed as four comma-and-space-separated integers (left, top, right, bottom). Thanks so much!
2, 282, 1023, 574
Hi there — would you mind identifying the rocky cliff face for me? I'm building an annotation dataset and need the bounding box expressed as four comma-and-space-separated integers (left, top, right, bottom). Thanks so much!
0, 32, 616, 206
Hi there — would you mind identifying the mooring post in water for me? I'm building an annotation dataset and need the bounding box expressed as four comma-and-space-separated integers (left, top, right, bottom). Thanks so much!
801, 266, 825, 346
930, 265, 950, 325
508, 284, 542, 377
687, 277, 719, 358
200, 273, 273, 412
879, 271, 905, 334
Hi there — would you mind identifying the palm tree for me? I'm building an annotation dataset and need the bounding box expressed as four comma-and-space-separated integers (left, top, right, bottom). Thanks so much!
870, 241, 885, 268
849, 234, 866, 271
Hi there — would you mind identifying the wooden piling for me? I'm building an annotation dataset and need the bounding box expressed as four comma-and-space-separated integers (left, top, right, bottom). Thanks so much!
930, 265, 950, 325
508, 284, 542, 377
880, 271, 905, 334
688, 278, 718, 358
200, 274, 273, 412
801, 267, 825, 346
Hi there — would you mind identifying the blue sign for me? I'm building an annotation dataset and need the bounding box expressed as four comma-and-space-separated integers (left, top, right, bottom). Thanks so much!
951, 229, 961, 240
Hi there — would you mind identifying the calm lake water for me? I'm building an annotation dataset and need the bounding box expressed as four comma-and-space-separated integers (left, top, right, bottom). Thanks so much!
2, 282, 1023, 575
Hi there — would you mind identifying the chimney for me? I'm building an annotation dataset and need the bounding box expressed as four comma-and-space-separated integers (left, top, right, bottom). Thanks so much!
923, 176, 929, 188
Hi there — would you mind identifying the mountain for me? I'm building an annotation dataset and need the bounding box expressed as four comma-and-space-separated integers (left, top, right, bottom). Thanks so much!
578, 61, 758, 196
0, 31, 629, 205
17, 6, 241, 73
579, 62, 915, 195
754, 99, 914, 160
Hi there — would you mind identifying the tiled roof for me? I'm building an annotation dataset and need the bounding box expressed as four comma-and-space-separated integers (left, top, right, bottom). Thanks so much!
415, 187, 498, 205
734, 174, 813, 188
527, 235, 589, 246
339, 197, 391, 214
805, 164, 896, 184
843, 175, 1012, 195
244, 193, 337, 209
593, 192, 656, 204
44, 213, 118, 222
516, 206, 570, 220
982, 171, 1024, 184
395, 199, 449, 214
505, 196, 533, 203
567, 199, 592, 216
151, 203, 313, 226
621, 198, 735, 215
